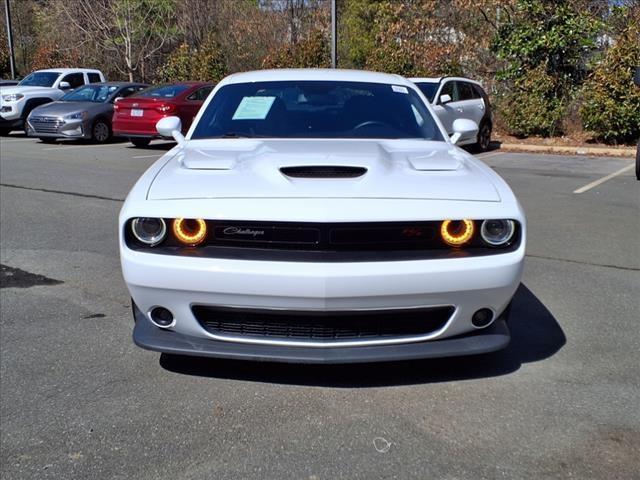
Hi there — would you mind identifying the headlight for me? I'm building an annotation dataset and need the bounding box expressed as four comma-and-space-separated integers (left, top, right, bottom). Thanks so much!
172, 218, 207, 246
65, 111, 88, 120
2, 93, 24, 102
480, 219, 515, 246
440, 219, 474, 246
131, 218, 167, 246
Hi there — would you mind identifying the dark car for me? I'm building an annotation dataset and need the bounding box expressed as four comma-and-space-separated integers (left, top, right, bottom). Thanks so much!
112, 82, 214, 147
27, 82, 147, 143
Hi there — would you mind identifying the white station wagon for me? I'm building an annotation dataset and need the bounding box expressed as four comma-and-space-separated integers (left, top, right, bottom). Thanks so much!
119, 69, 525, 363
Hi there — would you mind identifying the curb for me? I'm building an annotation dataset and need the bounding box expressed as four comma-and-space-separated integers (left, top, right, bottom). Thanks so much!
498, 143, 636, 158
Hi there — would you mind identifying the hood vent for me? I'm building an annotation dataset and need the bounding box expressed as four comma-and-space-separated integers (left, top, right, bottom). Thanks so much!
280, 166, 367, 178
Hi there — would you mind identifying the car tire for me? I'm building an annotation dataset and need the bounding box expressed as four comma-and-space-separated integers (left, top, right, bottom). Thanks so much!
39, 137, 56, 144
130, 138, 151, 148
0, 128, 10, 136
92, 120, 112, 144
636, 141, 639, 181
475, 121, 492, 152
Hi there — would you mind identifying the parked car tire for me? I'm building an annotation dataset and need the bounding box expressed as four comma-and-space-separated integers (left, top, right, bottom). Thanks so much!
130, 138, 151, 148
92, 120, 112, 144
636, 142, 640, 180
475, 121, 492, 152
39, 137, 56, 144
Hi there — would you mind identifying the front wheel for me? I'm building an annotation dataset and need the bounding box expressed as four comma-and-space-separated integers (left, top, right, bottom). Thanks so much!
475, 122, 492, 152
92, 120, 111, 144
130, 137, 151, 148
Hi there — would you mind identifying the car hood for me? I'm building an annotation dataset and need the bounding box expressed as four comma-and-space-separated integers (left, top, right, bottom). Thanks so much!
30, 101, 110, 117
147, 139, 501, 202
0, 86, 59, 96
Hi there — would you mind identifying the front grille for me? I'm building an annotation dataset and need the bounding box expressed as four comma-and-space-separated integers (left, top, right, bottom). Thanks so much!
30, 116, 64, 133
193, 305, 454, 343
280, 166, 367, 178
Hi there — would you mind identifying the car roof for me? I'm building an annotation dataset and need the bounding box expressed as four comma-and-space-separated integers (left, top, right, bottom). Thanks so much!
410, 76, 483, 87
34, 68, 103, 74
219, 69, 410, 87
86, 81, 147, 87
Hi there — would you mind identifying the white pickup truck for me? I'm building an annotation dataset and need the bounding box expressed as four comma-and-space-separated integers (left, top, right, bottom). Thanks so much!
0, 68, 106, 135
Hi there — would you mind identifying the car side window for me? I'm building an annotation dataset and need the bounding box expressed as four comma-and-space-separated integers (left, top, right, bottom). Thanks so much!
62, 73, 85, 88
440, 81, 458, 102
457, 82, 475, 101
471, 84, 485, 100
119, 86, 139, 98
88, 73, 102, 83
187, 86, 214, 101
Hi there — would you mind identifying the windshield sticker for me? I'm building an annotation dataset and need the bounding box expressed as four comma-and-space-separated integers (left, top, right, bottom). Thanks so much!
392, 85, 408, 94
232, 96, 277, 120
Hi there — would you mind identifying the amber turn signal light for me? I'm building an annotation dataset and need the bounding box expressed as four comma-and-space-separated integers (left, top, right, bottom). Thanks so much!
440, 219, 474, 246
172, 218, 207, 246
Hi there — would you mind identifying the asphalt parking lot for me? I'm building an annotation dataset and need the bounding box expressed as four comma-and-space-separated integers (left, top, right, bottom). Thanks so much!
1, 135, 638, 480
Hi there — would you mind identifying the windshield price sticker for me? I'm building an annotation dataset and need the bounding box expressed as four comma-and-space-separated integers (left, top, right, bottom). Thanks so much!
392, 85, 409, 94
232, 96, 277, 120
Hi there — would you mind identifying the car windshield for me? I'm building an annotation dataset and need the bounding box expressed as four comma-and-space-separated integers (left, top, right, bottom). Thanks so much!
61, 85, 119, 103
192, 80, 444, 141
415, 82, 439, 102
18, 72, 61, 87
135, 84, 189, 98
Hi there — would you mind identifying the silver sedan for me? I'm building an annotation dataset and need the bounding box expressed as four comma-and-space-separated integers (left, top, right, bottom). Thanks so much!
27, 82, 147, 143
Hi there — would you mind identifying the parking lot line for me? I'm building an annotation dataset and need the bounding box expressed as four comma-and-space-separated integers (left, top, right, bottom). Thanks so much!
573, 163, 634, 194
41, 143, 122, 151
132, 154, 164, 159
1, 137, 32, 143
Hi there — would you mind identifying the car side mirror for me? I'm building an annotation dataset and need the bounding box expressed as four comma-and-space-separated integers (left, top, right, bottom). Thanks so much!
156, 116, 185, 146
439, 94, 452, 105
450, 118, 479, 145
59, 81, 71, 90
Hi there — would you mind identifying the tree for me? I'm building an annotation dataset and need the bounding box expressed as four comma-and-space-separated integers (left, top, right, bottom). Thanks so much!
157, 37, 227, 82
59, 0, 177, 81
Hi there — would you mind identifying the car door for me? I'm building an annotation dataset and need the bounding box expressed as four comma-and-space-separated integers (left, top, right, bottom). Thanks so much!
456, 81, 485, 127
431, 80, 459, 135
181, 85, 214, 131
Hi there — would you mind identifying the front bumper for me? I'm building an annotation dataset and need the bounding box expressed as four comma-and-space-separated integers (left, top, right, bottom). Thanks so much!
133, 303, 510, 364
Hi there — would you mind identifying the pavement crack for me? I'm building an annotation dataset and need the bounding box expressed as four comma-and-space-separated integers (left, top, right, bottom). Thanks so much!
0, 183, 124, 202
526, 253, 639, 271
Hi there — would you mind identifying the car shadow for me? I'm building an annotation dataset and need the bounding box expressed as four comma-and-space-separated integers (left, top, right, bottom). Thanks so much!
159, 283, 565, 387
124, 140, 176, 151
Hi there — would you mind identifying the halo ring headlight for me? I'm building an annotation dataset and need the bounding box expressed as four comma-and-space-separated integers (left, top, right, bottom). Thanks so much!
481, 219, 515, 246
440, 219, 475, 247
131, 217, 167, 246
173, 218, 207, 246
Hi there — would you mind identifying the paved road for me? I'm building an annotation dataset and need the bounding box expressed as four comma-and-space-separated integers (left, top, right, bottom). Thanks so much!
1, 135, 639, 480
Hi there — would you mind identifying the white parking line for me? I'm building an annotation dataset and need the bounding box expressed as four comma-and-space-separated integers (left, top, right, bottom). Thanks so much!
476, 151, 504, 160
41, 143, 119, 151
132, 154, 164, 159
1, 138, 31, 143
573, 163, 634, 194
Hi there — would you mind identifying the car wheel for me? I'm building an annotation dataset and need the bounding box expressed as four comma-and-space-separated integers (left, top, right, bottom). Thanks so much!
0, 128, 10, 136
92, 120, 111, 144
475, 122, 492, 152
130, 138, 151, 148
39, 137, 56, 144
636, 141, 639, 181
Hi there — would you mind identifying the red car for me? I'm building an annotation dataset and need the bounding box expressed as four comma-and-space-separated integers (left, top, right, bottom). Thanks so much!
113, 82, 214, 147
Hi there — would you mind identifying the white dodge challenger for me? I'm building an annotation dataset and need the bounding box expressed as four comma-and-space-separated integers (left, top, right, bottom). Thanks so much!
119, 69, 526, 363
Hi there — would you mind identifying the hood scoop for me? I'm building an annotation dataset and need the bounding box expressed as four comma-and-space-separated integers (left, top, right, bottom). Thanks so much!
280, 165, 367, 179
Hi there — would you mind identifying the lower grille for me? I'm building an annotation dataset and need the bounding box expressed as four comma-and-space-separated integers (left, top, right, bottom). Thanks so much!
193, 305, 454, 343
30, 116, 64, 133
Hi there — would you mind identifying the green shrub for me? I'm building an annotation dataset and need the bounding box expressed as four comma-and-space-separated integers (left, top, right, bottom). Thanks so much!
262, 30, 330, 69
580, 20, 640, 144
156, 38, 227, 83
499, 63, 566, 137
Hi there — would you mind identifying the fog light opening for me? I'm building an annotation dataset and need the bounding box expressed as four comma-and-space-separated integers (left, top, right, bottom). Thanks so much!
149, 307, 175, 328
471, 308, 494, 329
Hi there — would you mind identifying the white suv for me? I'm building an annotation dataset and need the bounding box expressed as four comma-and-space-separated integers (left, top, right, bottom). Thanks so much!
0, 68, 106, 135
411, 77, 493, 151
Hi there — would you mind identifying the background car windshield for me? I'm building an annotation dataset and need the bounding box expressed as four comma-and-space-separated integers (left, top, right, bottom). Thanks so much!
18, 72, 60, 87
415, 82, 439, 102
61, 85, 119, 102
191, 81, 444, 141
135, 85, 189, 98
